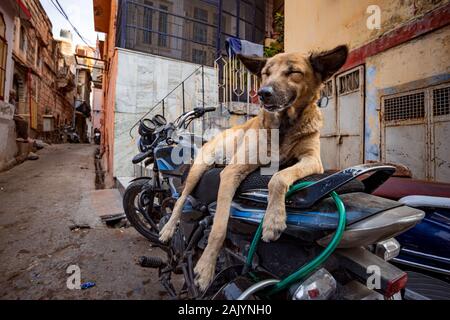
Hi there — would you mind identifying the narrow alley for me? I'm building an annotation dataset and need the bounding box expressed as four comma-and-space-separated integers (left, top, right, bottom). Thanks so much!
0, 144, 169, 299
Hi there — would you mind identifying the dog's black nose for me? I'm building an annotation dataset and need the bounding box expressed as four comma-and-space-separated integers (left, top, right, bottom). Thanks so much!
258, 87, 273, 101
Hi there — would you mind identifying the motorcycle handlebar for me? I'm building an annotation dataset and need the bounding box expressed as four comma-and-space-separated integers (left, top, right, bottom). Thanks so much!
176, 107, 216, 129
132, 149, 152, 164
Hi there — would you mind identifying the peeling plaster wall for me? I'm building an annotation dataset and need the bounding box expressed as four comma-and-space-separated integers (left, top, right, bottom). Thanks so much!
285, 0, 449, 165
113, 48, 218, 178
365, 24, 450, 160
285, 0, 448, 52
0, 3, 17, 171
0, 2, 15, 103
0, 102, 17, 171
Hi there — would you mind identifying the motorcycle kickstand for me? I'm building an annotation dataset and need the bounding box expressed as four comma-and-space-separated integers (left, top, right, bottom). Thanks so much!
180, 262, 199, 299
159, 266, 177, 299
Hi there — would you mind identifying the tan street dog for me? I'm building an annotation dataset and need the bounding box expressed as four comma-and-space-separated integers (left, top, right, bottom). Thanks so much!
159, 45, 349, 290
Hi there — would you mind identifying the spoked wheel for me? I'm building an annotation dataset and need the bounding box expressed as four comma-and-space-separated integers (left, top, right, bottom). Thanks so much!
123, 179, 168, 243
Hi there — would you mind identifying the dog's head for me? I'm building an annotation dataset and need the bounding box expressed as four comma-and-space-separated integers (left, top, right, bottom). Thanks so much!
238, 45, 348, 113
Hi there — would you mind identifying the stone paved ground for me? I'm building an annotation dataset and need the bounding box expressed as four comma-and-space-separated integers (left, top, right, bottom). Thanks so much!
0, 144, 172, 299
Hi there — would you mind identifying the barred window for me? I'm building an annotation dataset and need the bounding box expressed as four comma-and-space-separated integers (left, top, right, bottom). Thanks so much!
192, 48, 206, 65
158, 5, 168, 47
384, 92, 425, 122
433, 86, 450, 117
338, 70, 359, 95
143, 1, 153, 44
193, 7, 208, 44
321, 80, 333, 98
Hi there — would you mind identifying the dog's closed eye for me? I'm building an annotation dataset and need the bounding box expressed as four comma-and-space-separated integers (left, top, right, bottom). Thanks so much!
286, 70, 304, 76
285, 69, 304, 79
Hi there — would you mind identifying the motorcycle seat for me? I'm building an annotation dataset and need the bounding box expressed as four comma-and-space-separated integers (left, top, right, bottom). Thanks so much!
191, 167, 365, 208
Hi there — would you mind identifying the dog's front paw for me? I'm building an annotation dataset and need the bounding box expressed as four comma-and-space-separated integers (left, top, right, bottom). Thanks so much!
159, 221, 176, 243
261, 206, 287, 242
194, 256, 215, 291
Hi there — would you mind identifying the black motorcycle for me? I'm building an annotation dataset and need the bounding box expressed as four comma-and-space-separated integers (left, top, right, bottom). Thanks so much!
123, 107, 425, 300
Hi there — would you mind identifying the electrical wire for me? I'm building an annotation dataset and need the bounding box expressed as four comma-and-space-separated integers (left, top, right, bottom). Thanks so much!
48, 0, 96, 51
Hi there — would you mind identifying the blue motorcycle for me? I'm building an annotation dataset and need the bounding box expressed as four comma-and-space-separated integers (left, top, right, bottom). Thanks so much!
123, 108, 426, 300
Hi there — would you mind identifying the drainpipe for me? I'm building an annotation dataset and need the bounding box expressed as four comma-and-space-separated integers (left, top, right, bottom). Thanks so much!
73, 66, 79, 130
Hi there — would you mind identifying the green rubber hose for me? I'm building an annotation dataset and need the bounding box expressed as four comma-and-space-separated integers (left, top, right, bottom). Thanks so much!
244, 181, 347, 296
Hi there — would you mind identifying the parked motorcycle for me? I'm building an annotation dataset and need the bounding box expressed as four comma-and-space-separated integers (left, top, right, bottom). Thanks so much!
123, 107, 425, 300
369, 178, 450, 299
61, 125, 80, 143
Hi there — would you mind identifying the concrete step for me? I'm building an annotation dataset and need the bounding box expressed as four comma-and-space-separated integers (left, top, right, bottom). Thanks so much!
116, 176, 134, 196
73, 188, 125, 228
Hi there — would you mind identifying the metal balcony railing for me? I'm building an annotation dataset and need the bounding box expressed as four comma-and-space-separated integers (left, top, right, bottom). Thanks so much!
116, 0, 266, 67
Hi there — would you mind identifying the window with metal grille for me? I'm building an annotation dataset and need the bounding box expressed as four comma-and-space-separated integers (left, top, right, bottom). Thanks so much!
433, 86, 450, 117
192, 48, 206, 65
143, 1, 153, 44
384, 92, 425, 122
158, 5, 168, 47
338, 70, 359, 95
193, 7, 208, 44
321, 80, 333, 98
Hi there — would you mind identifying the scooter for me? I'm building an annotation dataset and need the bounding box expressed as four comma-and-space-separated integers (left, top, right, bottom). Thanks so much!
94, 129, 101, 145
123, 107, 425, 300
61, 125, 80, 143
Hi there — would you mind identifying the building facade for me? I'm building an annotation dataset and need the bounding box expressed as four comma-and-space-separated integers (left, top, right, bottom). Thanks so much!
0, 0, 28, 171
0, 0, 81, 171
285, 0, 450, 183
12, 0, 75, 138
116, 0, 267, 66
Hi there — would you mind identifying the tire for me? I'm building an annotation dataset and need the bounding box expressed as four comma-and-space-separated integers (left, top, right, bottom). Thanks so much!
404, 271, 450, 300
123, 179, 163, 244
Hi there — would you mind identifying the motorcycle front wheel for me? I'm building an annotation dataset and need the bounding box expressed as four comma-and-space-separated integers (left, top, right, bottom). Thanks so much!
123, 179, 167, 244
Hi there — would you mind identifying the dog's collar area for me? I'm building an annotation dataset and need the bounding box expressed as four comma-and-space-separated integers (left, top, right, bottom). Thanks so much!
262, 105, 280, 112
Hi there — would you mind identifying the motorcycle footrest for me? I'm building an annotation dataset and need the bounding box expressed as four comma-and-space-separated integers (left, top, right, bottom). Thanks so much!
138, 255, 167, 269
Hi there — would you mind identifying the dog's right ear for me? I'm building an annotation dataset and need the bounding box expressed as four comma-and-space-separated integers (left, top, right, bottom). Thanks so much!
237, 54, 267, 76
309, 45, 349, 81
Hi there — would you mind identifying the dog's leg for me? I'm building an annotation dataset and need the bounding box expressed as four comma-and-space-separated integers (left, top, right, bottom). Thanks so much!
194, 164, 258, 291
262, 155, 323, 242
159, 148, 215, 243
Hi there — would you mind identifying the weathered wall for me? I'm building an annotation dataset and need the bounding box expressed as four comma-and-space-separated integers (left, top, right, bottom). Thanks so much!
285, 0, 448, 52
97, 0, 119, 187
12, 0, 75, 137
113, 48, 218, 177
0, 2, 16, 103
0, 2, 18, 171
0, 102, 17, 171
365, 24, 450, 160
91, 87, 103, 132
284, 0, 450, 169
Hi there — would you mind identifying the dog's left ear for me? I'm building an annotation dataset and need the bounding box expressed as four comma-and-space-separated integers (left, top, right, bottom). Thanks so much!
309, 45, 349, 81
237, 54, 267, 76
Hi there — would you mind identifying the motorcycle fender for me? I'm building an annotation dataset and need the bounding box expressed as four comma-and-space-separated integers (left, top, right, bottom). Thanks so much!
129, 177, 152, 184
